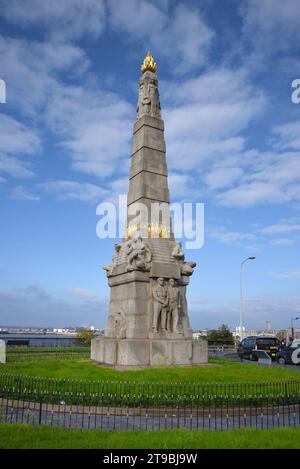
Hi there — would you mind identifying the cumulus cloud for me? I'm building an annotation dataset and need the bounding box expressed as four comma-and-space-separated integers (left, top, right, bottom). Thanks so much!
207, 216, 300, 250
0, 285, 106, 327
0, 36, 89, 117
207, 225, 257, 246
10, 185, 40, 201
270, 238, 295, 247
0, 114, 40, 178
0, 32, 134, 181
189, 296, 300, 330
0, 0, 106, 41
0, 114, 40, 155
272, 120, 300, 151
109, 1, 213, 73
258, 218, 300, 235
39, 180, 108, 202
212, 144, 300, 208
271, 270, 300, 280
240, 0, 300, 55
69, 288, 97, 299
204, 167, 244, 191
162, 67, 266, 176
168, 173, 195, 200
44, 83, 134, 177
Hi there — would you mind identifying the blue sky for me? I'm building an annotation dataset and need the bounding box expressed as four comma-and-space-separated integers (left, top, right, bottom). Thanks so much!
0, 0, 300, 330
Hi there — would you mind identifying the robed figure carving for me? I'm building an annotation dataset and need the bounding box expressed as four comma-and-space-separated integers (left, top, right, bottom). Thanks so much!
137, 72, 161, 119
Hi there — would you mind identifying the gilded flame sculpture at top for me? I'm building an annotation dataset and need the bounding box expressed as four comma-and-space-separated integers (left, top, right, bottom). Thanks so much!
141, 51, 157, 74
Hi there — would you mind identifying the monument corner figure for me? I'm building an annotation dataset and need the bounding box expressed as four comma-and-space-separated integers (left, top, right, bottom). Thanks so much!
91, 52, 208, 367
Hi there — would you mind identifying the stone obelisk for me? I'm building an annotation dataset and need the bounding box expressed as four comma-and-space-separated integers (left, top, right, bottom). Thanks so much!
91, 53, 207, 367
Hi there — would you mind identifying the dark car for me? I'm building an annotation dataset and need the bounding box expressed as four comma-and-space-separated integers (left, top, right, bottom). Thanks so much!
237, 336, 281, 361
276, 342, 300, 365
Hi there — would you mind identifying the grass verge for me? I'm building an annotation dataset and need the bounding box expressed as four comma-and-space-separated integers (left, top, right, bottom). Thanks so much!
0, 423, 299, 449
2, 358, 299, 384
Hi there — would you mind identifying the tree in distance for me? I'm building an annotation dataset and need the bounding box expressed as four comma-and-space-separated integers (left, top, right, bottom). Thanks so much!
76, 329, 96, 345
206, 324, 234, 346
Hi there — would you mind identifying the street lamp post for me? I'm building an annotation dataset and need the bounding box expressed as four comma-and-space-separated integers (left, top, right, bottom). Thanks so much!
240, 257, 256, 342
291, 317, 299, 342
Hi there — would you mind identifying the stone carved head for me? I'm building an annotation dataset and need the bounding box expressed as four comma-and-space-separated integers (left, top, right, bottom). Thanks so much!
137, 71, 161, 119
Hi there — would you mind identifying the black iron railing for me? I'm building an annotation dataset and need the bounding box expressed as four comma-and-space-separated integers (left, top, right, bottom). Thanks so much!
0, 373, 300, 430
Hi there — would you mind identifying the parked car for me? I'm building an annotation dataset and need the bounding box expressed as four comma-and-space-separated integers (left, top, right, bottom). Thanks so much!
291, 339, 300, 348
276, 341, 300, 365
237, 336, 281, 361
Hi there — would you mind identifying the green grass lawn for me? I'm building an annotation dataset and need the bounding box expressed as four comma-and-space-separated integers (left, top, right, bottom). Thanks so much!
7, 346, 90, 352
6, 346, 90, 363
0, 423, 299, 449
2, 358, 299, 384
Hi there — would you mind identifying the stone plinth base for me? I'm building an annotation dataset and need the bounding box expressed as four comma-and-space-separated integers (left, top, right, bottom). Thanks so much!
91, 337, 207, 368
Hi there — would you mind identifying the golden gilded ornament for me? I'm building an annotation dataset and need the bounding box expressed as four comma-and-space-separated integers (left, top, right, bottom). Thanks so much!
141, 51, 157, 74
125, 222, 169, 240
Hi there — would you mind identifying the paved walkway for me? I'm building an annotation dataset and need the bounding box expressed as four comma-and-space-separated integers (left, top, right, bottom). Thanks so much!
2, 400, 300, 431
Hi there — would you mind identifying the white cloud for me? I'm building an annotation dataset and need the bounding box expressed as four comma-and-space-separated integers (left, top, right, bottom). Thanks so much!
189, 296, 300, 330
0, 36, 88, 116
10, 185, 40, 201
44, 83, 134, 177
1, 1, 299, 215
0, 114, 40, 178
0, 114, 40, 155
216, 181, 280, 208
109, 1, 213, 73
0, 0, 106, 41
272, 120, 300, 151
207, 225, 257, 246
206, 216, 300, 250
213, 145, 300, 208
240, 0, 300, 55
271, 270, 300, 280
110, 177, 129, 195
39, 180, 108, 202
270, 238, 295, 247
258, 219, 300, 235
204, 167, 243, 191
0, 285, 106, 327
0, 34, 133, 180
69, 288, 96, 299
168, 173, 194, 199
162, 67, 266, 175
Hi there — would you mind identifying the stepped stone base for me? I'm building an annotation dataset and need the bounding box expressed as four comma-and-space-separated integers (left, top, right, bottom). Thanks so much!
91, 337, 208, 368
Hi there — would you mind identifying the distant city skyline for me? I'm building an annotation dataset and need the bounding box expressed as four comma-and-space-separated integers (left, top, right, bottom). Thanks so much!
0, 0, 300, 331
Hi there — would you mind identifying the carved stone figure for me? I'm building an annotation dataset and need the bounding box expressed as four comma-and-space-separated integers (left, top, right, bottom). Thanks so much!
103, 243, 122, 276
167, 278, 180, 333
114, 309, 127, 339
172, 242, 184, 261
181, 261, 196, 276
126, 233, 152, 271
152, 278, 168, 332
137, 72, 161, 119
112, 243, 122, 267
103, 263, 112, 276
